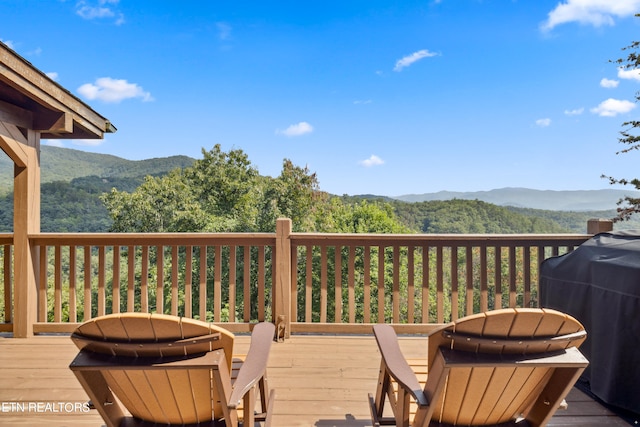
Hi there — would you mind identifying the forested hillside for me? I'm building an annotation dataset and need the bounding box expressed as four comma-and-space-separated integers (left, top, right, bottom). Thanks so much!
0, 145, 634, 234
0, 145, 195, 195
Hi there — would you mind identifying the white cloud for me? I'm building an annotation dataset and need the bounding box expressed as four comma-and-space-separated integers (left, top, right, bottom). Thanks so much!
618, 67, 640, 81
353, 100, 373, 105
359, 155, 384, 167
42, 140, 65, 148
536, 118, 552, 127
76, 0, 125, 25
541, 0, 640, 31
393, 49, 439, 72
217, 22, 232, 40
43, 138, 106, 147
1, 39, 15, 49
590, 98, 636, 117
276, 122, 314, 137
71, 138, 106, 147
600, 78, 619, 88
46, 72, 59, 81
564, 107, 584, 115
77, 77, 154, 103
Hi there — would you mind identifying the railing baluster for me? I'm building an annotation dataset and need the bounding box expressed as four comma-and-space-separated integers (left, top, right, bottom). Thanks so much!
3, 245, 11, 323
214, 245, 222, 322
524, 246, 531, 308
83, 246, 91, 320
69, 246, 76, 322
407, 246, 414, 324
392, 245, 400, 323
421, 246, 429, 323
127, 245, 135, 312
363, 245, 371, 323
185, 246, 193, 318
141, 246, 149, 313
436, 245, 444, 323
243, 245, 250, 322
377, 246, 385, 323
348, 245, 355, 324
334, 246, 342, 323
320, 245, 327, 323
199, 246, 207, 320
171, 245, 178, 316
97, 246, 106, 317
509, 246, 517, 308
465, 245, 473, 316
228, 245, 236, 322
494, 246, 502, 310
480, 245, 488, 312
451, 246, 458, 321
305, 245, 312, 323
38, 245, 47, 322
291, 245, 298, 322
113, 246, 120, 314
54, 246, 62, 322
156, 245, 164, 315
257, 245, 265, 322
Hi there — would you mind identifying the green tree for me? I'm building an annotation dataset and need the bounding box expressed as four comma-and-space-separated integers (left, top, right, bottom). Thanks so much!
102, 170, 207, 232
605, 27, 640, 221
257, 159, 329, 232
183, 144, 261, 231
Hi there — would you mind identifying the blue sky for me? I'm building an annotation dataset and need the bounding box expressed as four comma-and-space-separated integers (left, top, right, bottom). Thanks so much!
2, 0, 640, 197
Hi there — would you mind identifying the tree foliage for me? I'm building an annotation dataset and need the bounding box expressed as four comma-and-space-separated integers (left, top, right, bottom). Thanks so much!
102, 145, 339, 233
605, 24, 640, 221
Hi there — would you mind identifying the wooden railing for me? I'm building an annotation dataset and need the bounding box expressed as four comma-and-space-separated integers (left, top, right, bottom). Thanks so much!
0, 220, 595, 336
289, 233, 589, 334
26, 232, 276, 333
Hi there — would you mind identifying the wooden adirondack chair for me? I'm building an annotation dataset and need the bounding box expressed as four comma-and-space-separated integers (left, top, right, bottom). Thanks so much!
369, 308, 588, 427
69, 313, 275, 427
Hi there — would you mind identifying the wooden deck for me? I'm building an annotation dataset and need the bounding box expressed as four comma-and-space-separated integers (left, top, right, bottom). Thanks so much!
0, 334, 632, 426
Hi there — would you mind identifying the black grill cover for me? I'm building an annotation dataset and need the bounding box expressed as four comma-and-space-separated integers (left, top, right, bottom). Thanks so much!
540, 230, 640, 415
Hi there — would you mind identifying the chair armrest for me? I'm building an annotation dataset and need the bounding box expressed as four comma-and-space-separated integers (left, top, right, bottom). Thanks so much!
372, 324, 429, 407
228, 322, 275, 408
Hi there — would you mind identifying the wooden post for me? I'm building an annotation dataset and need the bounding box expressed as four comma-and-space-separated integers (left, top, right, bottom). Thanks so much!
274, 218, 292, 340
587, 219, 613, 235
0, 123, 40, 337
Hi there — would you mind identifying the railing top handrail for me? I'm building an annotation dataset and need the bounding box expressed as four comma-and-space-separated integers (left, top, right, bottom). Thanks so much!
0, 233, 13, 245
22, 232, 593, 247
28, 232, 277, 246
290, 232, 592, 246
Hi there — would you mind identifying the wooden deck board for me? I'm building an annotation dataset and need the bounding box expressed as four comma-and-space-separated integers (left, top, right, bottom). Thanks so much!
0, 334, 631, 426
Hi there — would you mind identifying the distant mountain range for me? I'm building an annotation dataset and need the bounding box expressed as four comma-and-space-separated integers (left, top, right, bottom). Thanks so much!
1, 147, 637, 213
391, 188, 640, 212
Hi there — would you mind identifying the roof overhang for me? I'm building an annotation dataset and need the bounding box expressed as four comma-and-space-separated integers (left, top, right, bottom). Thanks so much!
0, 41, 115, 139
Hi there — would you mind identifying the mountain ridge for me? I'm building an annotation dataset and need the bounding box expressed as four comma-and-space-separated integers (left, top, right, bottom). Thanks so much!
390, 187, 640, 211
0, 145, 196, 193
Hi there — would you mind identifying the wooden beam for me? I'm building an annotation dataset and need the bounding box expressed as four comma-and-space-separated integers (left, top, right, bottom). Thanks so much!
2, 122, 41, 338
33, 110, 72, 134
0, 120, 28, 167
0, 99, 32, 129
0, 44, 111, 138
